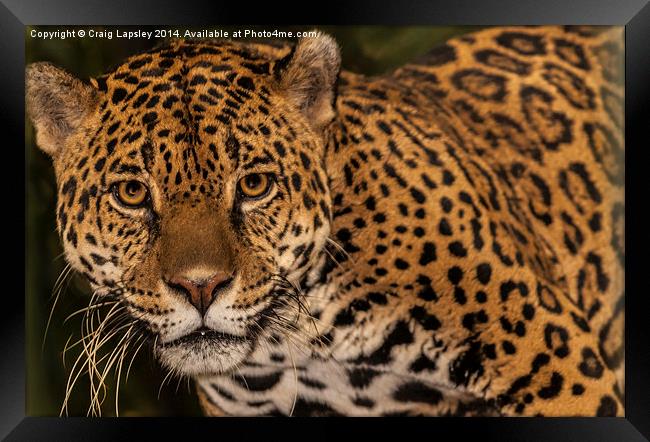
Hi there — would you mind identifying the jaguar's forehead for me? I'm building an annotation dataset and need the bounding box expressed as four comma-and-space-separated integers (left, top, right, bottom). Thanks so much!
100, 39, 293, 87
93, 40, 295, 133
81, 40, 313, 194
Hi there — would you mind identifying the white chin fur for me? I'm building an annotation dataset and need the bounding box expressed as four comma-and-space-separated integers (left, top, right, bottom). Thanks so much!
155, 338, 251, 376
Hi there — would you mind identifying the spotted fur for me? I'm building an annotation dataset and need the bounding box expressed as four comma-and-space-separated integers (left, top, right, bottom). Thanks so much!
27, 26, 624, 416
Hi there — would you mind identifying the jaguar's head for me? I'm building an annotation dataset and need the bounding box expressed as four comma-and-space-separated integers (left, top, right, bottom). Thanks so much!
27, 34, 340, 376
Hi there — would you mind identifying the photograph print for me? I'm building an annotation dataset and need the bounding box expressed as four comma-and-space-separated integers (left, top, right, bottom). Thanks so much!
25, 24, 625, 417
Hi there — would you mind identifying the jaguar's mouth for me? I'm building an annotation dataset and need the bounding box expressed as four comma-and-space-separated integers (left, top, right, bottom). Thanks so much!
160, 326, 248, 348
145, 282, 287, 376
155, 326, 253, 376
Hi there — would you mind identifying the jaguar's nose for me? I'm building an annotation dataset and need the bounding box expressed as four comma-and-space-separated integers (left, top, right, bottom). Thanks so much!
167, 271, 234, 315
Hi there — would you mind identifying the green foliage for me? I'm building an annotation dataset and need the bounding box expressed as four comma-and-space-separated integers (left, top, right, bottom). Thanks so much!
26, 25, 475, 416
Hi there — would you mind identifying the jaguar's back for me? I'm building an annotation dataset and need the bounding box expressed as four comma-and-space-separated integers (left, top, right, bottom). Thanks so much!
312, 25, 624, 415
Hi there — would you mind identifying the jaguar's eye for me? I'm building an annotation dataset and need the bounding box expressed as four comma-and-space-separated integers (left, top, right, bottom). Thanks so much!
238, 173, 272, 199
114, 180, 149, 207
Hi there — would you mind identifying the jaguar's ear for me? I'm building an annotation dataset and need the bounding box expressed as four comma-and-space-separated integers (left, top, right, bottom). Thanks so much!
276, 32, 341, 131
26, 62, 98, 157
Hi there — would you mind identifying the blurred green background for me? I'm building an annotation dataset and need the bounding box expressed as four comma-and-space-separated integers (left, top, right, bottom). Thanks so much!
26, 25, 479, 416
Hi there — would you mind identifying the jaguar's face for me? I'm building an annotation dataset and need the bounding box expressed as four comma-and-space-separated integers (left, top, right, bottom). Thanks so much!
27, 35, 340, 376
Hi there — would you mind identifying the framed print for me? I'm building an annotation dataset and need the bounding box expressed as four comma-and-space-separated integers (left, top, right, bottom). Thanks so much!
1, 0, 648, 440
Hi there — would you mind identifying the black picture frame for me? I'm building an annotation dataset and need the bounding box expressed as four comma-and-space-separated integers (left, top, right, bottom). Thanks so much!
2, 0, 648, 439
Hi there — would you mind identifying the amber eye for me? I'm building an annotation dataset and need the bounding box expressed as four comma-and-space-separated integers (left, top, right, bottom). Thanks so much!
114, 180, 148, 207
238, 173, 272, 199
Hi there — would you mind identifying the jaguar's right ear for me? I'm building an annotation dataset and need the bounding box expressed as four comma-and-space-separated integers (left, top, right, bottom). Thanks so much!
26, 62, 99, 157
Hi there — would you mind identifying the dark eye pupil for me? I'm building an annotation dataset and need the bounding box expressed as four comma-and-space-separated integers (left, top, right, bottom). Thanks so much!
246, 175, 261, 188
126, 182, 140, 195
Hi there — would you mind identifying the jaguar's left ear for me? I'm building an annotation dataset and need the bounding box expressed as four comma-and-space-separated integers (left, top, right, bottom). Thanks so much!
275, 32, 341, 131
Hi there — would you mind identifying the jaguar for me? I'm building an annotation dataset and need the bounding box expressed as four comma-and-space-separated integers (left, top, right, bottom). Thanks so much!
26, 25, 624, 416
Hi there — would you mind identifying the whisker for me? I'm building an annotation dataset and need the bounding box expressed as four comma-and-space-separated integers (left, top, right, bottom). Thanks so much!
63, 301, 119, 324
125, 335, 147, 383
326, 237, 351, 261
43, 263, 74, 351
158, 367, 175, 400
